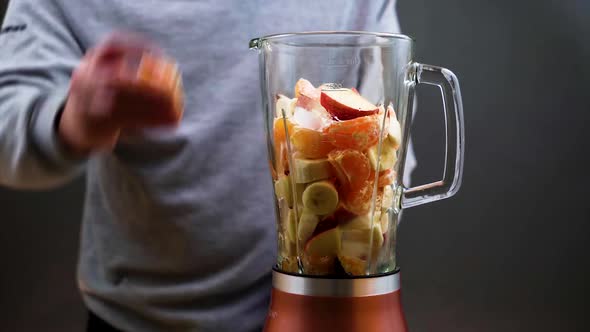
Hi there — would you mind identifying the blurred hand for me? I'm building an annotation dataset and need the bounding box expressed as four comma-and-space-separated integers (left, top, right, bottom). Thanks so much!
58, 32, 183, 156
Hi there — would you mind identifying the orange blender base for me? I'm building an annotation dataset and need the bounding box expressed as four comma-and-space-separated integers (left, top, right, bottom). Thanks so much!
263, 270, 408, 332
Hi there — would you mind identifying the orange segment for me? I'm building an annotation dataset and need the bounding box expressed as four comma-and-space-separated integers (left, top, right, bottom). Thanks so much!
328, 149, 374, 215
343, 179, 374, 215
290, 126, 335, 159
324, 115, 381, 151
328, 150, 371, 190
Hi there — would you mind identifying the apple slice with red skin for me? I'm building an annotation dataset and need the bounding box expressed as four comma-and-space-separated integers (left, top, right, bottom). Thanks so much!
320, 88, 379, 120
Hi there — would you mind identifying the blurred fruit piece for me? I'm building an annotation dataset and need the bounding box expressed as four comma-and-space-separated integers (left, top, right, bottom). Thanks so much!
290, 126, 335, 159
137, 53, 184, 124
324, 115, 380, 151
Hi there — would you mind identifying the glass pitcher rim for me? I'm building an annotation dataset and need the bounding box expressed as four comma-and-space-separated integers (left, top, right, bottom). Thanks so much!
249, 31, 414, 49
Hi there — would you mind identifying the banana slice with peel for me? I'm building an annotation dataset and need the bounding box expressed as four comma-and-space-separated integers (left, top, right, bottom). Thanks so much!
302, 181, 339, 215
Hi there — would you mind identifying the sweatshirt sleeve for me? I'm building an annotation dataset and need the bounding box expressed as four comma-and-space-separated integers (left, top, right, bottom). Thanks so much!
0, 0, 86, 190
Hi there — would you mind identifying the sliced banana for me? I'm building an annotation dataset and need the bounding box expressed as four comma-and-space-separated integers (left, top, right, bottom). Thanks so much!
302, 181, 339, 215
298, 208, 320, 244
367, 138, 398, 172
275, 94, 296, 118
293, 157, 333, 183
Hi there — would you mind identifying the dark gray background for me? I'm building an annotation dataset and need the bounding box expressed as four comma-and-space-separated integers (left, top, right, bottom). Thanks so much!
1, 0, 588, 331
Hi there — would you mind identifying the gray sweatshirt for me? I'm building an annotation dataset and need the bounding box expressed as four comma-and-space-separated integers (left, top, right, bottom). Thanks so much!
0, 1, 405, 331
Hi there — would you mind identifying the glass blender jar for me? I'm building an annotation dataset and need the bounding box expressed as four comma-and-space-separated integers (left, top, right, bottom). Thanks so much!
250, 31, 464, 332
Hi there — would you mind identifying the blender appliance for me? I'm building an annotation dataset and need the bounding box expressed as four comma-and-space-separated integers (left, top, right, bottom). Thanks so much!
250, 31, 465, 332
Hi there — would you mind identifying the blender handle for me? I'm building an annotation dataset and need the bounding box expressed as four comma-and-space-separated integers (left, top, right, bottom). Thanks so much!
401, 63, 465, 209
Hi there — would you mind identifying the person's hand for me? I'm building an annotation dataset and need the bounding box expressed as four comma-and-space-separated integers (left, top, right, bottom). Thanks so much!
58, 33, 183, 156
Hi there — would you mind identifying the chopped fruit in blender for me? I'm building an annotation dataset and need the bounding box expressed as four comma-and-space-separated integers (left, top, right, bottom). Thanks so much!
376, 169, 396, 187
305, 227, 341, 257
293, 156, 333, 183
274, 176, 293, 207
275, 94, 297, 118
290, 126, 335, 159
271, 79, 402, 276
328, 149, 371, 190
297, 209, 320, 244
367, 137, 398, 172
324, 115, 381, 151
387, 105, 402, 149
320, 88, 379, 120
295, 78, 321, 100
302, 181, 339, 215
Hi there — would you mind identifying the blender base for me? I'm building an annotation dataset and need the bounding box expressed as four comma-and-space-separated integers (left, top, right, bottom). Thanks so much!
263, 268, 407, 332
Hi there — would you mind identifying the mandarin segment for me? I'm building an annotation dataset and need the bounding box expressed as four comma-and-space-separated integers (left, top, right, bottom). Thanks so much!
290, 126, 335, 159
324, 115, 381, 151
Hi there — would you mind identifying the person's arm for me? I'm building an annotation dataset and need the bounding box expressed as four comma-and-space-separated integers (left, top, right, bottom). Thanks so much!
0, 0, 84, 189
